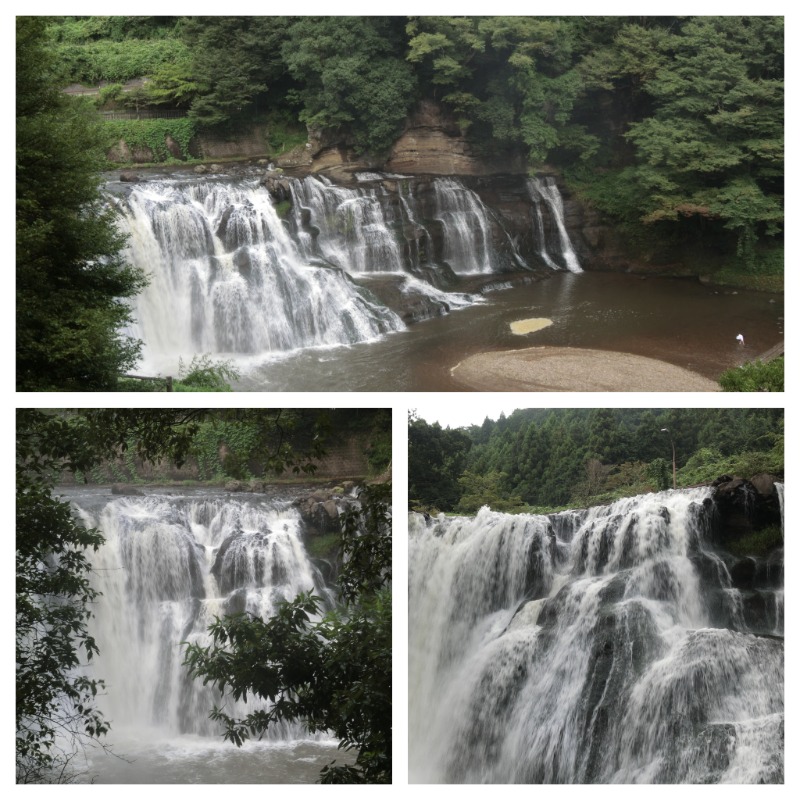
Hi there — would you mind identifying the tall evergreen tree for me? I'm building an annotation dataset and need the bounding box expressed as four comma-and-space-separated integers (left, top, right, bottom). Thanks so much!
16, 17, 146, 391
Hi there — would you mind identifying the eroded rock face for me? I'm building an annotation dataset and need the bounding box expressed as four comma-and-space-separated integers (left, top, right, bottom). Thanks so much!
386, 100, 526, 176
712, 476, 781, 541
294, 490, 343, 537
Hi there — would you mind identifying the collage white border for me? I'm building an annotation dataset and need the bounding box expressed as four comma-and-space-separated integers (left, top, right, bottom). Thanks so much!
6, 0, 797, 794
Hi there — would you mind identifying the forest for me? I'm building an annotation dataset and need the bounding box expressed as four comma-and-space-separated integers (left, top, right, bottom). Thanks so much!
409, 408, 784, 512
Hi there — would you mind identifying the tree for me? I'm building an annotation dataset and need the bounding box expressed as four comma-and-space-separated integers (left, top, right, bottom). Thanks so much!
16, 17, 147, 390
16, 409, 206, 782
408, 416, 471, 511
575, 17, 783, 264
455, 470, 524, 514
183, 483, 392, 783
180, 17, 290, 128
406, 16, 590, 162
282, 17, 417, 153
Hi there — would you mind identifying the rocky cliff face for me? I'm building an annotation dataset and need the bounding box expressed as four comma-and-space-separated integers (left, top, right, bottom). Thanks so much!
110, 100, 635, 274
705, 474, 783, 635
274, 100, 527, 180
269, 99, 628, 272
385, 100, 526, 176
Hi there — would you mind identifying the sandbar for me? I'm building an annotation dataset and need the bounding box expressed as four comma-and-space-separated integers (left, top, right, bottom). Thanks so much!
510, 318, 553, 335
451, 347, 720, 392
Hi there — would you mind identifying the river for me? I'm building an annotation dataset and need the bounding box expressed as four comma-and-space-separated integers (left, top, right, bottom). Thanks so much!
111, 172, 781, 391
234, 272, 782, 391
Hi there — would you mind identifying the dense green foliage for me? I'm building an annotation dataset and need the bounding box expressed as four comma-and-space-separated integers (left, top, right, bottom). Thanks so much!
17, 18, 147, 391
114, 355, 239, 392
406, 16, 590, 162
104, 117, 196, 161
179, 17, 289, 128
183, 483, 392, 783
74, 408, 390, 485
408, 414, 472, 511
41, 14, 782, 262
56, 38, 189, 85
575, 17, 783, 264
281, 17, 416, 153
719, 356, 784, 392
409, 408, 783, 512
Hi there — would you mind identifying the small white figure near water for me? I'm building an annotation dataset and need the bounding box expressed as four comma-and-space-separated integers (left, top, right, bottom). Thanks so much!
736, 333, 745, 345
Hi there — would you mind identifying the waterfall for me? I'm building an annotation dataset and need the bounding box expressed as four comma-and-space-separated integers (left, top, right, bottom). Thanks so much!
776, 482, 784, 536
289, 176, 407, 273
527, 177, 583, 273
74, 493, 333, 741
118, 180, 403, 367
409, 488, 784, 783
433, 178, 496, 274
115, 173, 584, 370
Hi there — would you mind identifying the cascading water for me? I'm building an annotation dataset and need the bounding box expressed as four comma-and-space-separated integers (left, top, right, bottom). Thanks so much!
527, 177, 583, 273
409, 488, 784, 784
289, 176, 408, 273
68, 490, 340, 781
118, 180, 403, 369
432, 178, 497, 274
115, 172, 584, 375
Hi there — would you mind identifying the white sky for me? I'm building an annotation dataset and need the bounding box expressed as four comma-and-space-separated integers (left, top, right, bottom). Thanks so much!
413, 401, 523, 429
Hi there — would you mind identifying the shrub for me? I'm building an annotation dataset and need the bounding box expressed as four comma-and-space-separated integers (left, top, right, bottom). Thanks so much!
719, 357, 783, 392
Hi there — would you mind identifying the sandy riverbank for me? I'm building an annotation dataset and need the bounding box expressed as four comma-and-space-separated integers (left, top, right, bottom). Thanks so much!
451, 347, 720, 392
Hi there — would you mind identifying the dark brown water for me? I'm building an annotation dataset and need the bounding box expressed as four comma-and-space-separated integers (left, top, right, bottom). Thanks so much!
238, 273, 782, 391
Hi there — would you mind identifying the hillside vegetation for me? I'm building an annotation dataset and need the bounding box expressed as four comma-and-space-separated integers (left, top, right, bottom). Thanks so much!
409, 408, 783, 513
44, 15, 783, 269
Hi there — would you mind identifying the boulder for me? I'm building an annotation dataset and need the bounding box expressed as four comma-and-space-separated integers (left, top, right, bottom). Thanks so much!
260, 175, 293, 203
711, 476, 783, 550
165, 135, 183, 159
321, 499, 339, 520
750, 473, 778, 496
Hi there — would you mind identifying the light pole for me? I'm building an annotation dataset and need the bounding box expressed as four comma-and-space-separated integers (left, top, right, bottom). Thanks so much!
661, 428, 676, 489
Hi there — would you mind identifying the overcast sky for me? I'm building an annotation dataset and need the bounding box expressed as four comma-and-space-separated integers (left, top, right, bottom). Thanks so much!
412, 401, 526, 429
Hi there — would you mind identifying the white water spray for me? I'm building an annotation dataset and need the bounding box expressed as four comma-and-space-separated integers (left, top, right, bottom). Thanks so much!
528, 177, 583, 273
118, 181, 403, 370
409, 488, 783, 783
75, 493, 332, 741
